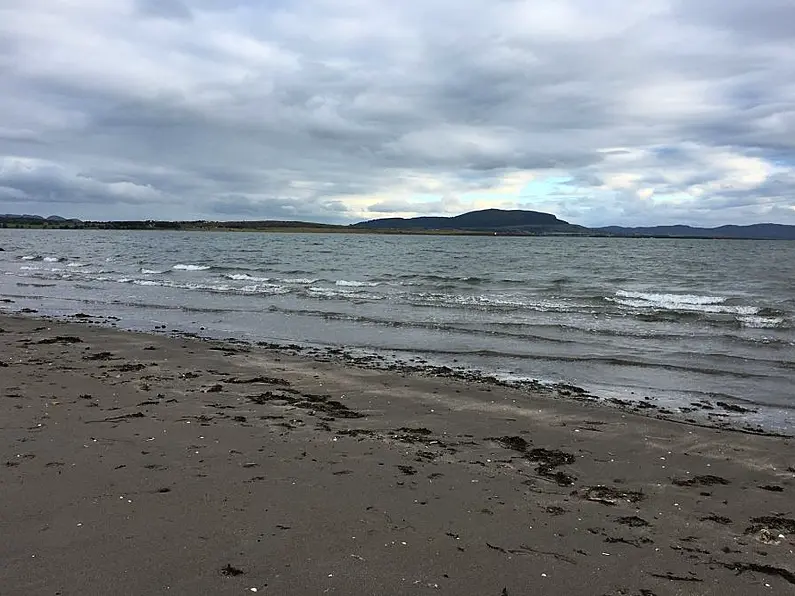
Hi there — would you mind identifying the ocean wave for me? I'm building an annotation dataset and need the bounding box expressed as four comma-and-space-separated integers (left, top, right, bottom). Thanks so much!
282, 277, 319, 284
140, 268, 167, 274
19, 265, 41, 271
238, 284, 291, 295
224, 273, 271, 282
43, 256, 66, 263
266, 307, 579, 343
131, 279, 162, 287
335, 280, 379, 287
380, 273, 490, 285
409, 292, 582, 312
611, 290, 758, 315
736, 315, 787, 329
429, 274, 488, 284
121, 277, 290, 296
66, 262, 87, 268
306, 286, 384, 301
21, 255, 41, 261
172, 264, 211, 271
616, 290, 727, 305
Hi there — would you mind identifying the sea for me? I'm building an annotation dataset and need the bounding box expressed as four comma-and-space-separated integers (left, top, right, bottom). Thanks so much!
1, 230, 793, 432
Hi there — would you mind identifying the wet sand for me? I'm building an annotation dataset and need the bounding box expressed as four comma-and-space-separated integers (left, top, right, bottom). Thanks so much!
1, 313, 793, 595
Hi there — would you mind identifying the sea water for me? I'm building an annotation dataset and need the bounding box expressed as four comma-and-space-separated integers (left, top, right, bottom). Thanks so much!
1, 230, 793, 431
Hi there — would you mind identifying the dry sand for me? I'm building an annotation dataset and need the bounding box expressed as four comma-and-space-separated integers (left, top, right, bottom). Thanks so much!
1, 313, 793, 595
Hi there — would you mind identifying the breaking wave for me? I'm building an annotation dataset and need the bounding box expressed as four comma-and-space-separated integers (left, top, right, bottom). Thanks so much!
611, 290, 758, 315
172, 264, 211, 271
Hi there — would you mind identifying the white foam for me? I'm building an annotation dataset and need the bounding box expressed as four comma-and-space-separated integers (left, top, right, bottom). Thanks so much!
616, 290, 726, 305
123, 277, 291, 296
239, 284, 290, 295
131, 279, 163, 287
412, 293, 574, 312
66, 262, 87, 268
306, 286, 384, 300
336, 280, 379, 287
19, 265, 40, 271
21, 255, 39, 261
612, 290, 758, 314
459, 295, 527, 308
172, 264, 211, 271
737, 315, 785, 329
224, 273, 271, 282
613, 297, 757, 315
140, 268, 165, 274
282, 277, 318, 284
308, 286, 352, 297
185, 282, 231, 291
43, 257, 61, 262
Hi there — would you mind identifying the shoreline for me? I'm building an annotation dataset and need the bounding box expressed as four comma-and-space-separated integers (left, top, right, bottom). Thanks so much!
4, 306, 789, 438
3, 221, 795, 240
3, 230, 793, 437
1, 312, 794, 594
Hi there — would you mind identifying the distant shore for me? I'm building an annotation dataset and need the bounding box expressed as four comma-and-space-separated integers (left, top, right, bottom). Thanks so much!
0, 219, 595, 236
1, 312, 793, 594
4, 222, 794, 239
3, 208, 795, 239
0, 222, 521, 235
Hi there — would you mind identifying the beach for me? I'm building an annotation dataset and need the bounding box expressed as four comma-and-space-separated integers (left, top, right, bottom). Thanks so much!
3, 231, 793, 434
1, 313, 793, 595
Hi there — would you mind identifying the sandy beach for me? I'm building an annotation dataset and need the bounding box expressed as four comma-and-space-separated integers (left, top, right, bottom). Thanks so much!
1, 313, 793, 595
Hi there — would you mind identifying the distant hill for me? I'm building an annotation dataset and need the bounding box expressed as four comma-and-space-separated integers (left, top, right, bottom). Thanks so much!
352, 209, 588, 235
353, 210, 795, 238
1, 214, 44, 220
0, 214, 83, 226
2, 211, 795, 238
596, 223, 795, 240
0, 215, 338, 231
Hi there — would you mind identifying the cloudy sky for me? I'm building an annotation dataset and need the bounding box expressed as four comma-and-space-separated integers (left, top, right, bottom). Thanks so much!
1, 0, 794, 226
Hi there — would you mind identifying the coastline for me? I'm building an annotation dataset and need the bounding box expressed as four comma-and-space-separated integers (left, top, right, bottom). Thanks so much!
3, 230, 793, 434
1, 313, 794, 594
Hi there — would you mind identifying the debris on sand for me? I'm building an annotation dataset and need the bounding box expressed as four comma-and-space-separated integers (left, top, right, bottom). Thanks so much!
492, 436, 530, 452
582, 485, 645, 506
37, 335, 83, 345
490, 437, 577, 486
672, 475, 729, 487
220, 563, 245, 577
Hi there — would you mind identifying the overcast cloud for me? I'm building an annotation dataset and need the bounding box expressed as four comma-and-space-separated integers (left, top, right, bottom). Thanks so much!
1, 0, 793, 226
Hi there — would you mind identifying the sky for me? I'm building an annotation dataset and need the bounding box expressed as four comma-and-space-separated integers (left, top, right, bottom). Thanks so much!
1, 0, 794, 227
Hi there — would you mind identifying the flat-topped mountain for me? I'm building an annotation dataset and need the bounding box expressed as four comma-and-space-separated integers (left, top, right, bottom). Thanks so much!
352, 208, 587, 234
355, 210, 795, 238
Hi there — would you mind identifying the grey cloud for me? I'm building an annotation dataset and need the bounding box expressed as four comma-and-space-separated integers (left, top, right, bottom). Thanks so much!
0, 0, 793, 225
0, 158, 162, 205
367, 197, 462, 215
136, 0, 193, 20
680, 0, 795, 41
209, 195, 354, 223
